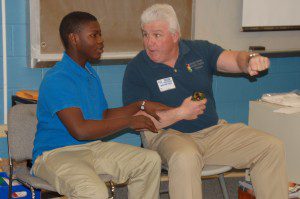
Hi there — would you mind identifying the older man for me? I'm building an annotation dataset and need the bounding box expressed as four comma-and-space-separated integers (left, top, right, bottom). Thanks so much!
123, 4, 288, 199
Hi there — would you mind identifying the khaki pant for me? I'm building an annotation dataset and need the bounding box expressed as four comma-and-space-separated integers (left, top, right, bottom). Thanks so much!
32, 141, 161, 199
142, 121, 288, 199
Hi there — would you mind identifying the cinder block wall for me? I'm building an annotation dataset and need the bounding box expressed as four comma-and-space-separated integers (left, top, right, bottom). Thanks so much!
0, 1, 299, 158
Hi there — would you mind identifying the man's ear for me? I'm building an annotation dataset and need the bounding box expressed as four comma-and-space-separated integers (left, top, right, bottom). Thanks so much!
68, 33, 79, 47
172, 31, 180, 43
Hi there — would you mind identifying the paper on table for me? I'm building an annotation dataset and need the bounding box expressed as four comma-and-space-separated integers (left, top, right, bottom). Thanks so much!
273, 107, 300, 114
261, 93, 300, 108
261, 91, 300, 114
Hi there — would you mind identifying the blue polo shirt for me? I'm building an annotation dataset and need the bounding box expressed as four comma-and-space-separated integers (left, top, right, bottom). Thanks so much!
123, 40, 224, 133
32, 53, 108, 163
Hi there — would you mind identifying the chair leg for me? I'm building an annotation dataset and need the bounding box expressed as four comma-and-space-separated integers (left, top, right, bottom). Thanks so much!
218, 174, 229, 199
30, 186, 36, 199
107, 180, 115, 199
105, 179, 129, 199
8, 161, 13, 199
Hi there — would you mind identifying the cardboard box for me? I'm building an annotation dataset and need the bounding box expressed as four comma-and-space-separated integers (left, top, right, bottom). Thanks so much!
0, 172, 41, 199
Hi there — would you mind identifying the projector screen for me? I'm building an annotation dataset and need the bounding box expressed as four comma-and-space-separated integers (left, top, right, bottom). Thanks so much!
242, 0, 300, 31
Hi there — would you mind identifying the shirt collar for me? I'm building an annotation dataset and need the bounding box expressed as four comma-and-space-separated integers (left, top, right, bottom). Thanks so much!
143, 39, 191, 68
61, 52, 94, 77
178, 39, 190, 58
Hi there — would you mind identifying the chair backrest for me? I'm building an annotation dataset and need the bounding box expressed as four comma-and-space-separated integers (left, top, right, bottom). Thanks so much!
7, 104, 37, 161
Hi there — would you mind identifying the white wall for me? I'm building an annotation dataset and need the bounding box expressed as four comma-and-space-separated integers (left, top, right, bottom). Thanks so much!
194, 0, 300, 51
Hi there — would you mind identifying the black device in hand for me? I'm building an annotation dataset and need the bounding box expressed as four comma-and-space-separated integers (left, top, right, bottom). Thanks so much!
191, 91, 205, 101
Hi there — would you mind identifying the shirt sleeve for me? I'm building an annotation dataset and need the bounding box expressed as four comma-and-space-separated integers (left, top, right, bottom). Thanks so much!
206, 41, 224, 74
122, 60, 151, 106
39, 74, 81, 116
194, 40, 224, 74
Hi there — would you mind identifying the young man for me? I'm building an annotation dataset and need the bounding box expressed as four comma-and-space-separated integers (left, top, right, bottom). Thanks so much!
122, 4, 288, 199
31, 11, 168, 199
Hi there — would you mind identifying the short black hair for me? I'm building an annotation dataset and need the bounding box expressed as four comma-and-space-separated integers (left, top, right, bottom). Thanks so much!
59, 11, 97, 49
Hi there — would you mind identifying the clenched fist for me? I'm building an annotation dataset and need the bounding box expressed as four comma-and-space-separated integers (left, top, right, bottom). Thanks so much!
247, 53, 270, 76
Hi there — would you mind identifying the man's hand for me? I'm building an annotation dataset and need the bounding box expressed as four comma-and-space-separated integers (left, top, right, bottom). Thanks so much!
134, 96, 206, 130
128, 115, 158, 133
247, 54, 270, 76
177, 96, 207, 120
142, 101, 172, 121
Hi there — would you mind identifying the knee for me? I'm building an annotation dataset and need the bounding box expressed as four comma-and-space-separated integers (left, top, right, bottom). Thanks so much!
143, 149, 162, 168
169, 147, 202, 170
267, 136, 285, 156
66, 182, 109, 199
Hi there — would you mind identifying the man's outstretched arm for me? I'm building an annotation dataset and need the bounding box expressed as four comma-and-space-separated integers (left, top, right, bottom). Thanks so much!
217, 50, 270, 76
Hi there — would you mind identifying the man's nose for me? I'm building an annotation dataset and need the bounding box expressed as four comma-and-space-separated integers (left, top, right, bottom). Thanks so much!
146, 35, 154, 46
97, 35, 104, 44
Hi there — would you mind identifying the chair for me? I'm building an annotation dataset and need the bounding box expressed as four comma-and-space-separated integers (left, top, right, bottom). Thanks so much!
7, 104, 124, 199
159, 165, 232, 199
202, 165, 232, 199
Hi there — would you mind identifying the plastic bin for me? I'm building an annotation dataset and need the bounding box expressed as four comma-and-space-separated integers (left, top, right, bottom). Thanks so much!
0, 172, 41, 199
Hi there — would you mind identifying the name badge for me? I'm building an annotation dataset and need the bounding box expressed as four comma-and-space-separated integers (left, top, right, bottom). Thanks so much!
157, 77, 176, 92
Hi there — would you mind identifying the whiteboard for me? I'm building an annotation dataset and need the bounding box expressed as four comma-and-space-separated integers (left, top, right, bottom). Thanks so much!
194, 0, 300, 52
242, 0, 300, 30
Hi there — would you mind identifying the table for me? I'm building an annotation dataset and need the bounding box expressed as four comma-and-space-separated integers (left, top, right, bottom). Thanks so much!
249, 101, 300, 183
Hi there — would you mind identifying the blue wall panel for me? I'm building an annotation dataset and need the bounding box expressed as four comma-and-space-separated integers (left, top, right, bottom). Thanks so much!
0, 26, 13, 57
0, 137, 8, 158
7, 58, 42, 89
6, 0, 27, 25
12, 25, 27, 56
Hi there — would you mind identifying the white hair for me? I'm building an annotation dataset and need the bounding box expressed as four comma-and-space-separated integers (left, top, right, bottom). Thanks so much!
141, 4, 181, 37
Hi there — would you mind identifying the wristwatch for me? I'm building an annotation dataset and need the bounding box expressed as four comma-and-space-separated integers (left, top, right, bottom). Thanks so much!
249, 53, 259, 60
140, 100, 146, 110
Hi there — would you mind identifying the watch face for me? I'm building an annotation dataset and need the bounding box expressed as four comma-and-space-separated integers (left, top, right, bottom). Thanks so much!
192, 91, 205, 101
141, 101, 146, 110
